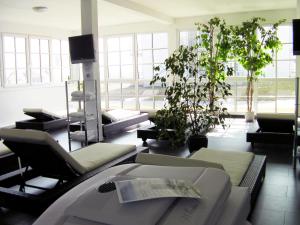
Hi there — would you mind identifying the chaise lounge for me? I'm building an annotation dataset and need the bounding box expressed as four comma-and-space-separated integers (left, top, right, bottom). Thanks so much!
246, 113, 296, 147
0, 128, 145, 212
15, 108, 68, 131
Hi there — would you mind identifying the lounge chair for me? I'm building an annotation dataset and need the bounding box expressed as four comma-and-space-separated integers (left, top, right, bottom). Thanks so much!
0, 141, 19, 175
136, 148, 266, 207
0, 128, 144, 212
246, 113, 296, 147
34, 163, 252, 225
70, 109, 149, 137
15, 108, 67, 131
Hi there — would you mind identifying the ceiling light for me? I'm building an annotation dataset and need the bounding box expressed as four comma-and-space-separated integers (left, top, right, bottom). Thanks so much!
32, 6, 48, 13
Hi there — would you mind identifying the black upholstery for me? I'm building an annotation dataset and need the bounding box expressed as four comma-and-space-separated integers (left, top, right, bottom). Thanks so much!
3, 141, 79, 180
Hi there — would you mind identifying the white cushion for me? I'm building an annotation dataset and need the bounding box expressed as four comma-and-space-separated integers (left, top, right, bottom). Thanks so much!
136, 153, 224, 170
0, 141, 11, 156
70, 143, 136, 173
23, 108, 63, 119
190, 148, 254, 186
104, 109, 140, 122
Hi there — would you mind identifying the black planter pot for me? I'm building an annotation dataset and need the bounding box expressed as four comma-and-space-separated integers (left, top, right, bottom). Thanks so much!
187, 135, 208, 152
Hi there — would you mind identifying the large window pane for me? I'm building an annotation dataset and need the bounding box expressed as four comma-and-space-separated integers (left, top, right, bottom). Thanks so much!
15, 37, 25, 52
52, 40, 61, 54
4, 69, 16, 85
107, 38, 119, 51
277, 97, 294, 113
108, 83, 121, 96
137, 34, 152, 49
257, 98, 275, 112
138, 65, 153, 80
31, 54, 40, 68
277, 61, 295, 78
121, 65, 134, 79
153, 49, 168, 63
108, 66, 120, 79
257, 79, 276, 96
17, 69, 27, 84
16, 53, 26, 68
138, 50, 152, 64
122, 82, 135, 95
40, 40, 49, 53
108, 52, 120, 65
3, 36, 14, 52
121, 51, 132, 65
139, 97, 153, 110
123, 97, 136, 109
4, 53, 15, 68
30, 39, 40, 53
153, 33, 168, 49
31, 69, 41, 83
277, 79, 295, 96
120, 36, 133, 51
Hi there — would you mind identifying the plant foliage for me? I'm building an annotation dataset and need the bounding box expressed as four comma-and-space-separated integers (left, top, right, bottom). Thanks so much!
231, 17, 285, 112
151, 17, 233, 146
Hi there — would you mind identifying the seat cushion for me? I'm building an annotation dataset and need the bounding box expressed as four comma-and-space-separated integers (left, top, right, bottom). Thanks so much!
190, 148, 254, 186
70, 143, 136, 173
103, 109, 140, 122
0, 141, 11, 156
136, 153, 224, 170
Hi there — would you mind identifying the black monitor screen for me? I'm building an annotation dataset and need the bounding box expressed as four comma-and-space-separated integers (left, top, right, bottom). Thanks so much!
68, 34, 95, 64
293, 19, 300, 55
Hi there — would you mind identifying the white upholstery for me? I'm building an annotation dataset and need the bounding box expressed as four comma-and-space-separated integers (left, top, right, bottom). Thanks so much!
103, 109, 140, 122
0, 128, 136, 175
136, 153, 224, 170
70, 143, 135, 173
23, 108, 62, 119
0, 140, 11, 156
190, 148, 254, 186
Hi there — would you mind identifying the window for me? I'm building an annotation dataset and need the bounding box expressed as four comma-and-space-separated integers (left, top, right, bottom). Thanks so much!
30, 38, 50, 84
137, 32, 168, 110
3, 35, 27, 86
99, 33, 169, 110
179, 25, 296, 114
0, 34, 71, 87
51, 39, 71, 83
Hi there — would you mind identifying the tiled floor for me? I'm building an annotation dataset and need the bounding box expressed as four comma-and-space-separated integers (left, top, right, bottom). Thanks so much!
0, 118, 299, 225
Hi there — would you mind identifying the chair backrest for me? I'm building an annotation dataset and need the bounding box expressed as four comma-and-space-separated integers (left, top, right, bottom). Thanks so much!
0, 128, 86, 179
256, 113, 294, 133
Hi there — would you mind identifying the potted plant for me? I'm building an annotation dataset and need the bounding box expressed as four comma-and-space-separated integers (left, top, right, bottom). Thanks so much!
151, 17, 233, 152
231, 17, 285, 121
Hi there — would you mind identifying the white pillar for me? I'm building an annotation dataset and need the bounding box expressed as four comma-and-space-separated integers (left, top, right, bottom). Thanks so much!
81, 0, 103, 141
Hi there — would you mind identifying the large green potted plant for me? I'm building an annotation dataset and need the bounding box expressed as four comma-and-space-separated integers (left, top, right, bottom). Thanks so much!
195, 17, 233, 114
231, 17, 285, 121
151, 17, 233, 151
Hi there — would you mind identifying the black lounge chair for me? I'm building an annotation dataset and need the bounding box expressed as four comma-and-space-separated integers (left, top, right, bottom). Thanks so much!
0, 128, 141, 212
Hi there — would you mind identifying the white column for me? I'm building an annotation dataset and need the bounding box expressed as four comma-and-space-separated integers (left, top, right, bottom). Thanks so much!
81, 0, 103, 141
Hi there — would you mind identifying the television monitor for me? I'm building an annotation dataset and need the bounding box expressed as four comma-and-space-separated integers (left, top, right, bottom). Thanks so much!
68, 34, 95, 64
293, 19, 300, 55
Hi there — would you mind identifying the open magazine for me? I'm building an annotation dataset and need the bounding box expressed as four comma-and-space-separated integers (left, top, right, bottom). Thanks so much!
114, 178, 202, 204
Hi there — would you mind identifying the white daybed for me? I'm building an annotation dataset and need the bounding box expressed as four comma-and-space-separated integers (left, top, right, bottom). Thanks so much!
33, 164, 252, 225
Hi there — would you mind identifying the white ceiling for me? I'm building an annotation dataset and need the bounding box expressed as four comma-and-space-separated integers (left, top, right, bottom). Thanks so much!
0, 0, 296, 30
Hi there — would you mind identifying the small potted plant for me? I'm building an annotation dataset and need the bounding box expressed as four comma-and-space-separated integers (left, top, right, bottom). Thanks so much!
231, 17, 285, 121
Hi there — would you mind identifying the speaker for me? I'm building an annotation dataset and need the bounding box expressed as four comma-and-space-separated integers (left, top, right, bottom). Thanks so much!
293, 19, 300, 55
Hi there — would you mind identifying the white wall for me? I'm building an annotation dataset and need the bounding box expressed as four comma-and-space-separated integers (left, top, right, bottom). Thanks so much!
0, 85, 66, 127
